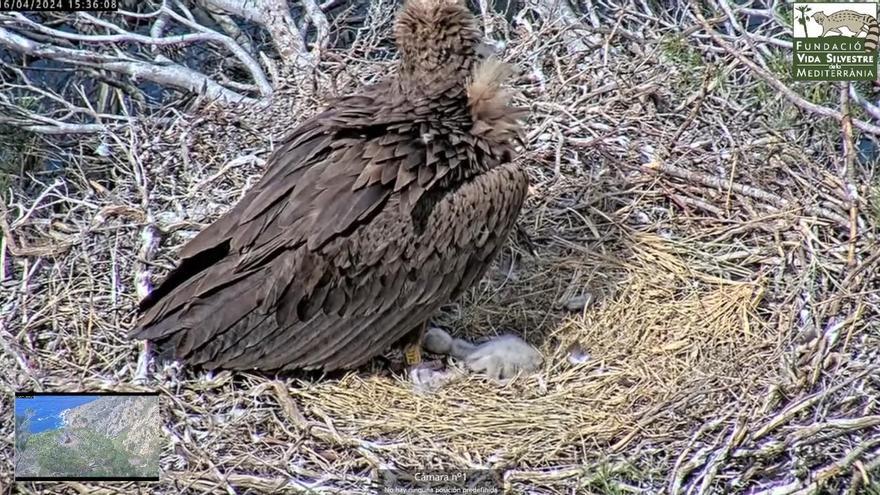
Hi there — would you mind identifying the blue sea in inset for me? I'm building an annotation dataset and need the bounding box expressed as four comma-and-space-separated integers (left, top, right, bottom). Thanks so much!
15, 396, 100, 434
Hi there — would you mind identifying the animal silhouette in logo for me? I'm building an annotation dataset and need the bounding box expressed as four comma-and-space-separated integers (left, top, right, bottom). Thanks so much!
812, 10, 880, 52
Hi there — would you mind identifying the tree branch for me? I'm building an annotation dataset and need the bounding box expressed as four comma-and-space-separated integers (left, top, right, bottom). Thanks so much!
0, 25, 256, 104
197, 0, 314, 69
301, 0, 329, 59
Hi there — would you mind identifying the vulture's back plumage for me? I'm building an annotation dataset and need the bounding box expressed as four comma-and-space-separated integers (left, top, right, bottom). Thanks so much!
130, 0, 529, 371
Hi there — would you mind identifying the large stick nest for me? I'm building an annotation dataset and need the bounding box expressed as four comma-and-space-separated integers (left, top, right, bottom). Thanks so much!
2, 1, 879, 493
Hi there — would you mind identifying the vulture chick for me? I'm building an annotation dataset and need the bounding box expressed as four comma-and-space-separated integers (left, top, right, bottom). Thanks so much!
414, 326, 543, 391
129, 0, 532, 380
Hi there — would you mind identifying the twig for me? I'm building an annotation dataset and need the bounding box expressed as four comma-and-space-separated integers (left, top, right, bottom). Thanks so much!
838, 84, 859, 269
751, 367, 876, 441
667, 67, 713, 149
187, 153, 266, 196
196, 0, 314, 70
669, 416, 728, 494
642, 160, 853, 228
265, 381, 398, 471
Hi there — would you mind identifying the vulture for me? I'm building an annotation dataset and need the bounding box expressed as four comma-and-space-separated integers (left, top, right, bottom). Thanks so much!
129, 0, 533, 377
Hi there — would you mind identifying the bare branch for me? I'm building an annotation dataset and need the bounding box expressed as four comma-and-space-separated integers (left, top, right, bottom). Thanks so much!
149, 9, 170, 39
302, 0, 330, 59
0, 120, 106, 134
0, 25, 256, 104
642, 160, 854, 228
50, 10, 271, 97
0, 63, 125, 133
197, 0, 314, 69
848, 84, 880, 121
204, 10, 255, 55
149, 7, 272, 96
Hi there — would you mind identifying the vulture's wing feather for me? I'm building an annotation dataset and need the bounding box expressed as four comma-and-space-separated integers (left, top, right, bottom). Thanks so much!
132, 99, 527, 371
130, 47, 530, 372
133, 113, 334, 316
132, 96, 393, 326
134, 92, 399, 315
130, 87, 530, 371
185, 163, 528, 371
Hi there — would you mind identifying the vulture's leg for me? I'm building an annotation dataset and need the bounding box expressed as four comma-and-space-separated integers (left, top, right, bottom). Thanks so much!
424, 327, 543, 383
401, 322, 428, 365
404, 322, 461, 392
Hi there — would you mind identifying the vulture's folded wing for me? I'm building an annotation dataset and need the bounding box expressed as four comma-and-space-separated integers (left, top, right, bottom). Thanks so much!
128, 84, 529, 372
143, 161, 527, 372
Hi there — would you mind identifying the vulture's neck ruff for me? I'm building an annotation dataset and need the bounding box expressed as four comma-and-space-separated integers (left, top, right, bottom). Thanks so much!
394, 0, 483, 90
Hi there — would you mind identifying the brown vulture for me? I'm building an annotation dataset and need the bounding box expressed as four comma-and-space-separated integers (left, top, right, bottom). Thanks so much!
129, 0, 531, 375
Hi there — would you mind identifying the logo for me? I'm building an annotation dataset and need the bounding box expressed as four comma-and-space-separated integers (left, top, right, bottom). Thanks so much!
793, 2, 878, 81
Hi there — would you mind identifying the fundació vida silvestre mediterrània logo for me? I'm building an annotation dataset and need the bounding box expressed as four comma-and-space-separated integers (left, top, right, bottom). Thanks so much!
793, 2, 879, 81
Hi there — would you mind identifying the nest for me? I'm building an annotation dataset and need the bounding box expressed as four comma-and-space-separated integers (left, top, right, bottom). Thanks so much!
2, 1, 879, 494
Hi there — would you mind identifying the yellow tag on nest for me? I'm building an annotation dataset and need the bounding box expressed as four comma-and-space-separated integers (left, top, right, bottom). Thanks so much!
404, 345, 422, 365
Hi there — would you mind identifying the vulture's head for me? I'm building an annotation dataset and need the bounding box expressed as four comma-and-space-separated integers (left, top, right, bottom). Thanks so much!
394, 0, 483, 83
